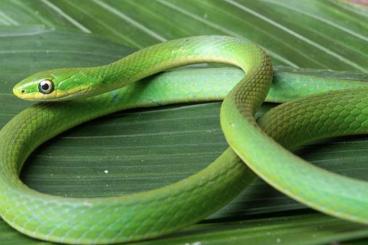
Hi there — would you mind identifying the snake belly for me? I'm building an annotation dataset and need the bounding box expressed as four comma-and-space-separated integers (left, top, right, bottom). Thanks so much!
1, 35, 368, 244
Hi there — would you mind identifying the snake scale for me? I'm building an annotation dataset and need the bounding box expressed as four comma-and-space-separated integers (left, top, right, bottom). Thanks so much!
0, 36, 367, 244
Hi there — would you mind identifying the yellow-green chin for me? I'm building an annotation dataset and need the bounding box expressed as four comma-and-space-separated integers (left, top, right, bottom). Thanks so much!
13, 86, 89, 102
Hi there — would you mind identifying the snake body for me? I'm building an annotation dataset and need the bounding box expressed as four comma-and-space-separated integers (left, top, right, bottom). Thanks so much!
1, 36, 368, 244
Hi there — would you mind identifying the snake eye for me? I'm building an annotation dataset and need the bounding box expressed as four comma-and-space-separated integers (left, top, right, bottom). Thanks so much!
38, 80, 54, 94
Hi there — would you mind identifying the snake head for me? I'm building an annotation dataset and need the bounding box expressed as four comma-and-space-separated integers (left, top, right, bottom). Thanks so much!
13, 67, 96, 101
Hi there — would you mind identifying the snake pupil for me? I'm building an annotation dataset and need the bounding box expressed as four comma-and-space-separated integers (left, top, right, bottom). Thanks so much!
42, 84, 49, 90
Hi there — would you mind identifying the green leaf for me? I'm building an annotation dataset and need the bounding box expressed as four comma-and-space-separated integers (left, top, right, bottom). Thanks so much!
0, 1, 368, 244
2, 0, 368, 69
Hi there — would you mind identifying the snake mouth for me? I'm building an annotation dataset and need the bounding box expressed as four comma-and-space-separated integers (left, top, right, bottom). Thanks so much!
13, 85, 89, 102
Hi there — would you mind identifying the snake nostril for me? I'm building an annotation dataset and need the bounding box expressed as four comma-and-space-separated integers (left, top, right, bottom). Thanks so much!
21, 90, 25, 93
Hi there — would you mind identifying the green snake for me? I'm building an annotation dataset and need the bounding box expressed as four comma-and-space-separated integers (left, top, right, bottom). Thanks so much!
1, 36, 368, 244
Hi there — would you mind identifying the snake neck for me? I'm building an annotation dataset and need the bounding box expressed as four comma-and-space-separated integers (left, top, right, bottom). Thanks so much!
79, 36, 267, 99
